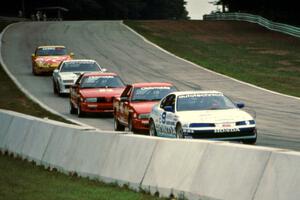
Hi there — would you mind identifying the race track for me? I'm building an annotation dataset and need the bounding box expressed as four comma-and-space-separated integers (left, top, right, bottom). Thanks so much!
1, 21, 300, 151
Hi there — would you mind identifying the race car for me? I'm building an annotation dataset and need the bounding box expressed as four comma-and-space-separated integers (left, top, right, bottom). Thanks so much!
149, 90, 257, 144
52, 59, 106, 95
69, 72, 125, 117
31, 45, 73, 75
113, 82, 177, 133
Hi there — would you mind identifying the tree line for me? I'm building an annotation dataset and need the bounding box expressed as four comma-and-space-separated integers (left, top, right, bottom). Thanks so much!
0, 0, 188, 20
213, 0, 300, 25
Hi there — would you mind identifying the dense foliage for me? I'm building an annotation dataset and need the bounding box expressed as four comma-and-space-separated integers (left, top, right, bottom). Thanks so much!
213, 0, 300, 25
0, 0, 188, 20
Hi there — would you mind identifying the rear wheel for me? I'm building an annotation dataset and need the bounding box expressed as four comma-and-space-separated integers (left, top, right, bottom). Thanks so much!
176, 124, 184, 138
114, 115, 125, 131
70, 102, 77, 114
149, 119, 157, 136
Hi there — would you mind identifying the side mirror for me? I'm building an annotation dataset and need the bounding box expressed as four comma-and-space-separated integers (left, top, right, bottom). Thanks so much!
164, 106, 174, 112
120, 96, 128, 102
53, 69, 59, 73
236, 102, 245, 109
70, 52, 74, 57
31, 53, 35, 58
102, 68, 107, 72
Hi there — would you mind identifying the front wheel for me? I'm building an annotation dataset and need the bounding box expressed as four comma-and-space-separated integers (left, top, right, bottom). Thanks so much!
114, 115, 125, 131
53, 80, 58, 94
176, 124, 184, 138
77, 104, 85, 118
149, 119, 157, 136
128, 117, 135, 133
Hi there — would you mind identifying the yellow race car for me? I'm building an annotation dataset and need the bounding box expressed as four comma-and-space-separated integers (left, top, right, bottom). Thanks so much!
31, 45, 74, 75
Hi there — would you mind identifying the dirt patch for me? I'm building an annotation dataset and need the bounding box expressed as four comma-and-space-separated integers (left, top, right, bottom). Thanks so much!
277, 60, 292, 66
276, 66, 300, 72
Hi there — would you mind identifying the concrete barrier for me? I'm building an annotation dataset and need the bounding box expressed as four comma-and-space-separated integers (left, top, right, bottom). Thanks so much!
254, 151, 300, 200
2, 114, 35, 155
41, 125, 82, 172
184, 143, 273, 200
141, 139, 211, 197
64, 130, 118, 179
99, 134, 158, 189
0, 109, 300, 200
0, 110, 14, 150
21, 120, 56, 164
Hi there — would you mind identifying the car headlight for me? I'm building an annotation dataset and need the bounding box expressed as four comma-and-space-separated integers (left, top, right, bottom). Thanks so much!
36, 61, 45, 67
138, 113, 150, 119
85, 98, 97, 103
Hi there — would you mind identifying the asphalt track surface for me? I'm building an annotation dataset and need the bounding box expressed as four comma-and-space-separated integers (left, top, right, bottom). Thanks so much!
1, 21, 300, 151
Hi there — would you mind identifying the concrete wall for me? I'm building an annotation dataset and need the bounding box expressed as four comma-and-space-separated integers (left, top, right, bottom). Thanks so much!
0, 109, 299, 200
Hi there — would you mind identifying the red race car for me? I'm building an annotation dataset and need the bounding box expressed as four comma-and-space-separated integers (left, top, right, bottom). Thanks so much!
113, 82, 177, 133
69, 72, 126, 117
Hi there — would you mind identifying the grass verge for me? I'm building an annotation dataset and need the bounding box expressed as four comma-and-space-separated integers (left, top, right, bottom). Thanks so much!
125, 20, 300, 97
0, 65, 73, 123
0, 153, 165, 200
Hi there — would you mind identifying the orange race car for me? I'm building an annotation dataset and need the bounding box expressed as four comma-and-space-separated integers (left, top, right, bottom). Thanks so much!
31, 45, 74, 75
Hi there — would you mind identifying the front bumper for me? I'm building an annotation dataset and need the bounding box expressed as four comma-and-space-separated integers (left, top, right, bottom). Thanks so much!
80, 102, 114, 113
34, 65, 59, 74
183, 127, 257, 141
132, 118, 149, 131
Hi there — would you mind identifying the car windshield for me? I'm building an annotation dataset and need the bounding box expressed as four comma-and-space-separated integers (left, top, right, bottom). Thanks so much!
60, 62, 101, 72
36, 47, 67, 56
80, 75, 125, 88
131, 86, 176, 101
176, 93, 236, 111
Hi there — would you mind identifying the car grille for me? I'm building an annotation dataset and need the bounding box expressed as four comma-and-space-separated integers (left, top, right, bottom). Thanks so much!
189, 127, 256, 139
97, 97, 112, 103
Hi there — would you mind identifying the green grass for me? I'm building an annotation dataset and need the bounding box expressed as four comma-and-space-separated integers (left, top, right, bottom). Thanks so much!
0, 65, 73, 124
125, 20, 300, 97
0, 153, 165, 200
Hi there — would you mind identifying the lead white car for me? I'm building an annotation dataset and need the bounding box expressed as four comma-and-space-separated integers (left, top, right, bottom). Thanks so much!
149, 91, 257, 144
52, 59, 106, 95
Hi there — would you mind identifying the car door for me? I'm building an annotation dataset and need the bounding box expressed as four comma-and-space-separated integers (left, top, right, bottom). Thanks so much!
156, 94, 176, 137
118, 85, 133, 124
70, 74, 83, 107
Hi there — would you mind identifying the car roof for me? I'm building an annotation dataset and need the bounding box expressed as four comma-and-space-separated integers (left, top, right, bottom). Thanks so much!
170, 90, 223, 96
83, 72, 117, 77
132, 82, 174, 88
62, 59, 97, 63
37, 45, 66, 49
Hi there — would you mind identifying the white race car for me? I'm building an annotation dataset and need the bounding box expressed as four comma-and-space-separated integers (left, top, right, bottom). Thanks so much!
149, 91, 257, 144
52, 59, 106, 95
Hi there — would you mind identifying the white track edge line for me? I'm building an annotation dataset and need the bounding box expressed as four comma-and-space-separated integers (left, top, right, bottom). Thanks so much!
121, 21, 300, 101
0, 22, 96, 129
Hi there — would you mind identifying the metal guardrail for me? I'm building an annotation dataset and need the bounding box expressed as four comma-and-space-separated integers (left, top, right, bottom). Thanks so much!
203, 12, 300, 38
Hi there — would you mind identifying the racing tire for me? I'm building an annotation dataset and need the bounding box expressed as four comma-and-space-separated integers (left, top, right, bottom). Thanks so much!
149, 119, 157, 136
128, 117, 135, 133
32, 67, 37, 75
176, 124, 184, 138
242, 129, 257, 145
70, 102, 77, 114
114, 115, 125, 131
77, 104, 85, 118
53, 80, 58, 94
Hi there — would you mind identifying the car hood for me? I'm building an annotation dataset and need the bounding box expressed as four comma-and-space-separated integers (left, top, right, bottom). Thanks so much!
35, 55, 71, 64
59, 72, 81, 80
178, 109, 253, 123
130, 101, 158, 114
80, 88, 124, 98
